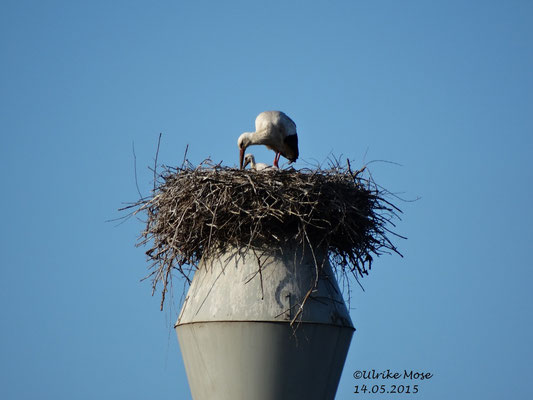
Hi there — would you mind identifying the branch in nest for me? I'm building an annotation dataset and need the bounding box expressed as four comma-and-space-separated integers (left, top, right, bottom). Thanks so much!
125, 157, 404, 310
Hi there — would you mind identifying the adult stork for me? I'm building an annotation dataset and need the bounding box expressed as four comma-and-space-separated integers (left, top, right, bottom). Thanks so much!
238, 111, 299, 169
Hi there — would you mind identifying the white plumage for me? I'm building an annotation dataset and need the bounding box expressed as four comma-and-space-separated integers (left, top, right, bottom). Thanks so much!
243, 154, 273, 171
238, 111, 299, 169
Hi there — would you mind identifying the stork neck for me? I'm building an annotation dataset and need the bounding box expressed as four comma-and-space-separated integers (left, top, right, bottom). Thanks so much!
246, 130, 270, 146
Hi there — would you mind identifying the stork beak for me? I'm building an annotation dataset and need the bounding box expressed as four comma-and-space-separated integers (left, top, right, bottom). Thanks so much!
239, 148, 245, 169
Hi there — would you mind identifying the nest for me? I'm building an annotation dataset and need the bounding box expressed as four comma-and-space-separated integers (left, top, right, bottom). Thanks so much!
124, 159, 403, 310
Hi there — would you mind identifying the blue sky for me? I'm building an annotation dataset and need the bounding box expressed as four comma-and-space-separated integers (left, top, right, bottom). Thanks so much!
1, 1, 532, 399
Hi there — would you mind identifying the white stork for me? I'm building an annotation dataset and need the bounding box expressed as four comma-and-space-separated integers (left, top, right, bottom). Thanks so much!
243, 154, 272, 171
238, 111, 299, 169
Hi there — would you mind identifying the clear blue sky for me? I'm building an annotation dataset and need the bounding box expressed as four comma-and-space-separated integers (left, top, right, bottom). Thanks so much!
1, 1, 532, 399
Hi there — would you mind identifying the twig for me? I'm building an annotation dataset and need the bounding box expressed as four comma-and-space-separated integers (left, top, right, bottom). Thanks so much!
125, 155, 406, 310
153, 133, 162, 193
132, 141, 143, 199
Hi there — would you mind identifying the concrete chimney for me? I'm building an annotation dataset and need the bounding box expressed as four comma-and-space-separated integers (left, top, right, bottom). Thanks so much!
176, 245, 354, 400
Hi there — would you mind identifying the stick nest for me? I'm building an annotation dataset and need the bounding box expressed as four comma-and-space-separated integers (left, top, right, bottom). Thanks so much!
125, 159, 403, 309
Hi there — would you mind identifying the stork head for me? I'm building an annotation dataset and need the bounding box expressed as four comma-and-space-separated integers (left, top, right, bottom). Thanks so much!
237, 133, 252, 169
243, 153, 255, 169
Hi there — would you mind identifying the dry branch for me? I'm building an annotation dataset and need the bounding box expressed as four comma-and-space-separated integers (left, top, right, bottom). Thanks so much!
122, 158, 404, 310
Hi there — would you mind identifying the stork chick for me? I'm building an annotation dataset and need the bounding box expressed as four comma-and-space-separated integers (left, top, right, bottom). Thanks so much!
243, 154, 271, 171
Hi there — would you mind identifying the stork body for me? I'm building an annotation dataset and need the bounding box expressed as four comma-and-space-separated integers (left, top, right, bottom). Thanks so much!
243, 154, 273, 171
238, 111, 299, 169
